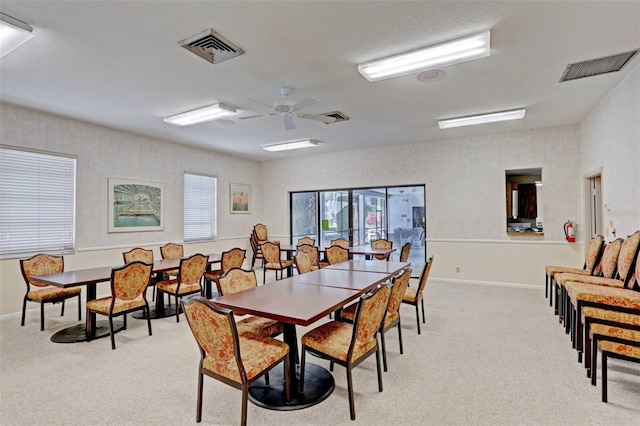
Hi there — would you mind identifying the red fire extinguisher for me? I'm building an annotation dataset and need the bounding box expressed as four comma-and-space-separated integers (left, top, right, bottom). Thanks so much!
564, 220, 576, 243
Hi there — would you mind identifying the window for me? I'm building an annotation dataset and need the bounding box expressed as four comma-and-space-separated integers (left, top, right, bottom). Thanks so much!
0, 146, 76, 259
184, 173, 217, 242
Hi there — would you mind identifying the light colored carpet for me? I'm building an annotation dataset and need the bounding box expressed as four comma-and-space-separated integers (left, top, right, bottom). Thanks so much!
1, 278, 639, 425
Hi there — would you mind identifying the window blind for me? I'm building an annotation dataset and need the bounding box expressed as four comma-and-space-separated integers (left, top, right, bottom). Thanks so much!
0, 147, 76, 259
184, 173, 217, 242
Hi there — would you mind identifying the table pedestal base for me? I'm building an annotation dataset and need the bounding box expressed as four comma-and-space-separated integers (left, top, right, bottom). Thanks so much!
50, 319, 124, 343
132, 304, 179, 320
249, 363, 334, 411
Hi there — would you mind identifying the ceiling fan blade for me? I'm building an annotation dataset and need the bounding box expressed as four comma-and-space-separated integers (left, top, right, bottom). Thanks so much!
291, 96, 318, 111
239, 113, 277, 120
283, 115, 296, 130
296, 113, 337, 124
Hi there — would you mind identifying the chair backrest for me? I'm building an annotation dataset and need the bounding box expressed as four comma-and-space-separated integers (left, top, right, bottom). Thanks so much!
182, 296, 247, 383
297, 244, 320, 267
178, 254, 208, 285
399, 242, 411, 262
297, 237, 315, 246
617, 231, 640, 286
20, 254, 64, 288
295, 251, 313, 274
371, 238, 392, 260
415, 256, 434, 300
216, 268, 258, 296
325, 245, 349, 264
598, 239, 623, 279
254, 223, 268, 242
221, 248, 246, 272
331, 238, 350, 248
261, 242, 281, 264
631, 250, 640, 291
349, 283, 391, 359
111, 261, 153, 302
123, 247, 153, 264
387, 269, 411, 318
161, 243, 183, 260
584, 235, 605, 273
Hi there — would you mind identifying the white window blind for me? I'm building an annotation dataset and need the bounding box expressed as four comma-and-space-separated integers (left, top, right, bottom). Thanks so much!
0, 147, 76, 259
184, 173, 217, 242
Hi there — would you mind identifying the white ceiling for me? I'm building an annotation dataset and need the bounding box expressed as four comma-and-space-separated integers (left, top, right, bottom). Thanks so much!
1, 1, 639, 161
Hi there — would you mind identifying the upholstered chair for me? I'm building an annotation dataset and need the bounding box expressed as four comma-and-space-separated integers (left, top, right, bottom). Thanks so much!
160, 242, 184, 278
182, 297, 290, 425
402, 256, 434, 334
295, 251, 313, 275
249, 231, 265, 268
399, 242, 411, 262
20, 254, 82, 331
300, 283, 391, 420
342, 269, 411, 371
297, 236, 315, 246
325, 245, 349, 265
371, 238, 393, 261
596, 332, 640, 402
261, 242, 294, 284
215, 268, 284, 338
588, 322, 640, 385
253, 223, 268, 243
123, 247, 158, 300
203, 248, 246, 289
85, 261, 153, 350
296, 244, 322, 270
331, 238, 350, 248
156, 254, 207, 322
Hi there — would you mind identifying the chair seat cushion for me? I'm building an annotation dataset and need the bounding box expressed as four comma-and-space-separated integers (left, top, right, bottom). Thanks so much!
582, 307, 640, 326
265, 260, 294, 269
237, 316, 283, 338
590, 324, 640, 342
563, 275, 625, 289
164, 269, 179, 277
403, 286, 420, 303
302, 321, 376, 363
28, 286, 81, 302
157, 280, 201, 295
86, 295, 145, 314
318, 261, 330, 268
597, 340, 640, 360
203, 334, 289, 383
555, 271, 604, 286
545, 266, 589, 276
203, 270, 222, 281
566, 283, 640, 309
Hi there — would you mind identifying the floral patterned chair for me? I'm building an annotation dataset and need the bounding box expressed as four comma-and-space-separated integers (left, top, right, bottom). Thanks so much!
253, 223, 268, 244
203, 248, 246, 288
371, 238, 393, 261
20, 254, 82, 331
123, 247, 159, 300
160, 242, 184, 279
588, 321, 640, 385
596, 329, 640, 402
215, 268, 283, 339
330, 238, 350, 248
300, 283, 391, 420
261, 242, 294, 284
399, 242, 411, 262
182, 296, 290, 425
325, 245, 349, 265
297, 236, 315, 246
249, 231, 265, 269
402, 256, 434, 335
341, 268, 411, 371
294, 251, 313, 275
85, 261, 153, 350
156, 253, 207, 322
296, 244, 324, 270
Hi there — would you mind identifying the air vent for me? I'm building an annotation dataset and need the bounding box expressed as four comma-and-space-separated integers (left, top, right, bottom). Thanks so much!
179, 28, 244, 65
560, 49, 639, 82
320, 111, 350, 124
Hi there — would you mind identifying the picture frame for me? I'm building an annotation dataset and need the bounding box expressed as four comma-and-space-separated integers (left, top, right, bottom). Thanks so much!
230, 183, 251, 214
108, 178, 164, 232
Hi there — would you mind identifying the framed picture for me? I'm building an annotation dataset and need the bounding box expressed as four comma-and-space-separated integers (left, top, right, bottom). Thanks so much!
108, 178, 164, 232
230, 183, 251, 214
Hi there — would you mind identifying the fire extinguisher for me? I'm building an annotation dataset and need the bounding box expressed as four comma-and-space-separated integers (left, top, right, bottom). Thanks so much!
564, 220, 576, 243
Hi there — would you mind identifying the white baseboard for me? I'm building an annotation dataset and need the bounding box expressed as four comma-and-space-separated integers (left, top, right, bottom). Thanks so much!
430, 277, 542, 290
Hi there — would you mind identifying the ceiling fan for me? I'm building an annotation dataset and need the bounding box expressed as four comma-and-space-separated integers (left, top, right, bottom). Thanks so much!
239, 87, 336, 130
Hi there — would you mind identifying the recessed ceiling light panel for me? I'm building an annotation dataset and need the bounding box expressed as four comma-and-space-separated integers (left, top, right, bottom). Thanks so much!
163, 103, 237, 127
262, 139, 320, 152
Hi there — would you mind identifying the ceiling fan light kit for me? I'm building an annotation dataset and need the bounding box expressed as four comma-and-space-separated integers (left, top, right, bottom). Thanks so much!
0, 12, 34, 58
358, 31, 490, 82
438, 108, 526, 129
163, 103, 237, 126
262, 139, 320, 152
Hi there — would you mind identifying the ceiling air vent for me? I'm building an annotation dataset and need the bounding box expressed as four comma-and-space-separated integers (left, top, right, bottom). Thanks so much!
179, 28, 244, 65
560, 49, 639, 82
320, 111, 350, 124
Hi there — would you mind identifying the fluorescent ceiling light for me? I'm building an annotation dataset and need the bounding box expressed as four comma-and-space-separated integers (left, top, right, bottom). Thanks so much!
0, 12, 34, 58
438, 109, 526, 129
358, 31, 490, 82
262, 139, 319, 152
163, 103, 236, 126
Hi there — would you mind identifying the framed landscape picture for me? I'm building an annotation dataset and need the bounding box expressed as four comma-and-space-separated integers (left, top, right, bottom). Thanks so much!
230, 183, 250, 214
108, 178, 164, 232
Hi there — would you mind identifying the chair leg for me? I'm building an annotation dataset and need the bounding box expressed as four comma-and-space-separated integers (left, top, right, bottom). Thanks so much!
376, 344, 383, 392
591, 335, 598, 386
264, 371, 270, 386
86, 308, 93, 342
346, 366, 356, 420
380, 330, 388, 372
398, 320, 404, 355
196, 370, 203, 422
123, 313, 127, 330
108, 316, 116, 350
415, 304, 421, 335
421, 298, 425, 323
601, 351, 608, 403
146, 306, 152, 336
40, 303, 45, 331
299, 348, 307, 393
77, 293, 82, 320
263, 268, 266, 285
61, 299, 66, 316
21, 297, 27, 326
241, 386, 248, 426
176, 296, 181, 322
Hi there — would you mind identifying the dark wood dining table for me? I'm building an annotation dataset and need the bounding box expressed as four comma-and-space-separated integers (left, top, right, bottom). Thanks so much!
30, 254, 221, 343
213, 263, 406, 411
